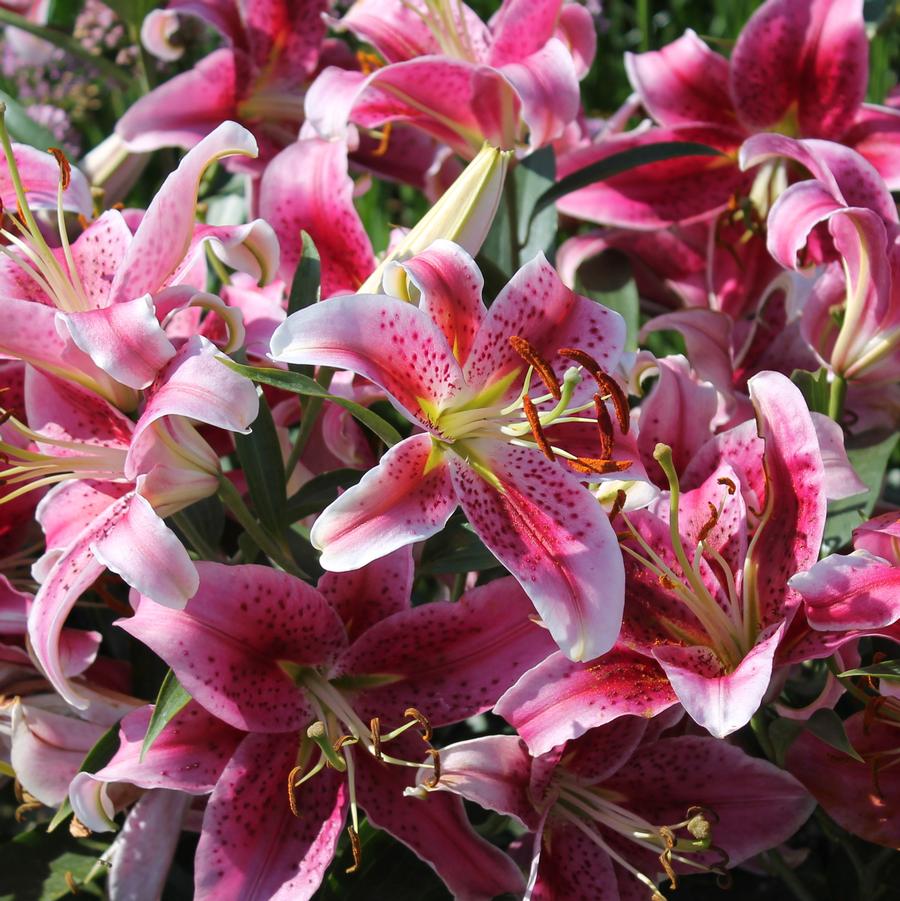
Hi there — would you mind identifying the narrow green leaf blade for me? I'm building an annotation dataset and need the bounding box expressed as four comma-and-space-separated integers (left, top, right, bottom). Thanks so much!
140, 669, 191, 762
575, 249, 640, 352
533, 141, 723, 217
0, 89, 58, 148
288, 231, 321, 315
805, 708, 864, 762
285, 468, 363, 521
839, 658, 900, 680
222, 360, 403, 447
234, 393, 288, 533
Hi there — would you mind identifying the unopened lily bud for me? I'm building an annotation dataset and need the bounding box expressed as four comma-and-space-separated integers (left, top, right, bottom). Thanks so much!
361, 142, 512, 295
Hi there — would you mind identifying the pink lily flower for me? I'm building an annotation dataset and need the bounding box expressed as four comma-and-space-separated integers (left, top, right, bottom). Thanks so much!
556, 0, 900, 229
496, 371, 830, 743
413, 713, 815, 899
271, 240, 631, 661
305, 0, 595, 158
0, 120, 278, 406
87, 554, 555, 899
117, 0, 331, 169
5, 340, 258, 709
743, 136, 900, 388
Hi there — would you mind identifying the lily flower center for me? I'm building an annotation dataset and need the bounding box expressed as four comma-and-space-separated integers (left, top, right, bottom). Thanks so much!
0, 105, 93, 315
617, 445, 749, 667
0, 413, 128, 504
431, 336, 632, 480
281, 666, 439, 873
401, 0, 480, 62
553, 769, 729, 900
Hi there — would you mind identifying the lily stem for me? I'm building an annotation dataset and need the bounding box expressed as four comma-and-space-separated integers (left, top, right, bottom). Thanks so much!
285, 367, 334, 479
218, 476, 305, 577
749, 710, 776, 761
763, 850, 815, 901
171, 510, 222, 562
503, 173, 520, 273
827, 374, 846, 423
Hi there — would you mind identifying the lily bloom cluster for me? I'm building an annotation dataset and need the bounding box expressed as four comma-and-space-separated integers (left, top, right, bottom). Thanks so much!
0, 1, 899, 899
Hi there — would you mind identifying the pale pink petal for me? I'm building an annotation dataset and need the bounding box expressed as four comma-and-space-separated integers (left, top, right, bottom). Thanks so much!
119, 562, 346, 732
729, 0, 867, 138
844, 103, 900, 190
634, 354, 718, 485
10, 702, 107, 806
271, 296, 466, 427
175, 220, 280, 289
556, 3, 596, 78
316, 547, 413, 641
418, 735, 539, 829
70, 702, 244, 832
563, 715, 651, 784
337, 575, 557, 726
1, 142, 92, 214
764, 180, 847, 269
115, 49, 239, 153
450, 440, 625, 662
195, 733, 347, 901
106, 791, 191, 901
386, 239, 486, 366
310, 434, 457, 571
69, 210, 133, 308
35, 479, 128, 558
110, 121, 258, 303
625, 30, 735, 127
653, 623, 785, 737
28, 493, 134, 708
495, 648, 677, 757
355, 745, 526, 901
463, 252, 625, 401
258, 138, 375, 297
853, 512, 900, 563
745, 371, 826, 627
92, 493, 198, 608
61, 295, 177, 390
488, 0, 563, 66
811, 412, 866, 500
791, 550, 900, 631
499, 39, 580, 150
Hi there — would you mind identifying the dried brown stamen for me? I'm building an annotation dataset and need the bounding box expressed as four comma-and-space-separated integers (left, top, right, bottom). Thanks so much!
404, 707, 432, 742
69, 816, 91, 838
697, 502, 719, 543
372, 121, 392, 157
333, 734, 357, 753
593, 393, 614, 459
64, 871, 79, 895
608, 489, 627, 521
658, 826, 678, 889
559, 348, 630, 434
345, 825, 362, 874
567, 457, 632, 476
510, 335, 561, 400
424, 748, 442, 788
522, 395, 555, 461
716, 477, 736, 495
287, 764, 302, 817
48, 147, 71, 190
370, 717, 382, 760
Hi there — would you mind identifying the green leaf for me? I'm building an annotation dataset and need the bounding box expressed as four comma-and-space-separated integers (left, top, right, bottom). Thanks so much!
46, 0, 82, 31
575, 249, 640, 352
285, 468, 363, 521
100, 0, 157, 29
419, 521, 500, 575
822, 430, 897, 554
222, 360, 403, 447
234, 393, 288, 533
839, 658, 900, 680
47, 724, 122, 833
287, 231, 321, 315
532, 141, 723, 217
141, 669, 191, 761
0, 90, 58, 149
0, 829, 109, 901
791, 367, 831, 416
804, 708, 864, 762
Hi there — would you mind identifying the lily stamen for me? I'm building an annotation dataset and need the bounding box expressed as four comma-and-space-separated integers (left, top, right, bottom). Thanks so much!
509, 335, 561, 400
522, 395, 555, 461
